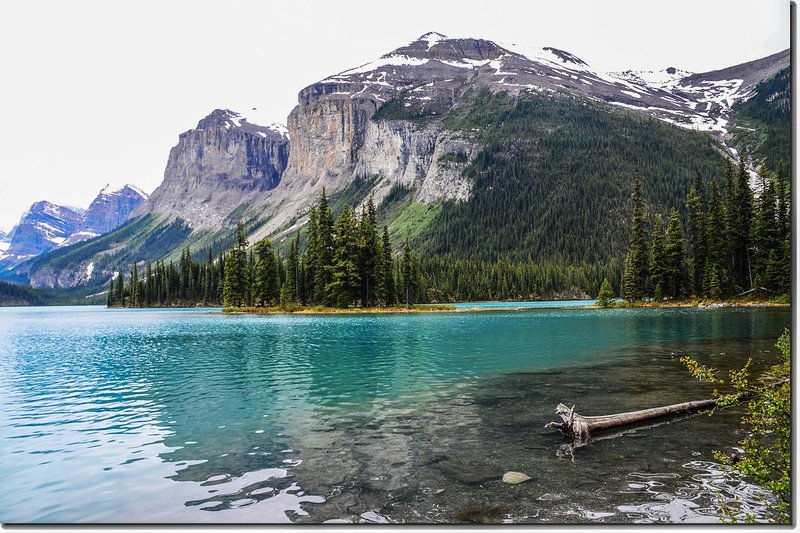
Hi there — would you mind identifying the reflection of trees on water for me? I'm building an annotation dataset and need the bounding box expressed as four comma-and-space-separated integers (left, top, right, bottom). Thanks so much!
26, 308, 785, 522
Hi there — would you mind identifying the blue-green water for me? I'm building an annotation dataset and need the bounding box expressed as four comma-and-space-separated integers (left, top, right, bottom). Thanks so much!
0, 305, 790, 523
450, 299, 596, 309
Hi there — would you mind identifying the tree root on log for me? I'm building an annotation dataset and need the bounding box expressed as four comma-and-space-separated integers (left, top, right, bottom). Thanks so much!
545, 399, 718, 443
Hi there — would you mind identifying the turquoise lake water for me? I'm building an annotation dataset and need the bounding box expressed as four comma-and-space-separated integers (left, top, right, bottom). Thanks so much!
450, 299, 596, 309
0, 305, 790, 523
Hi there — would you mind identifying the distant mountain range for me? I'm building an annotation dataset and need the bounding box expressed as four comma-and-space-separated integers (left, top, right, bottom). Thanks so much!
5, 32, 790, 292
0, 184, 147, 282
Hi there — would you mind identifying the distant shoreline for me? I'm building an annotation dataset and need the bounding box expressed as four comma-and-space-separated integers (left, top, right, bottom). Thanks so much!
220, 298, 790, 315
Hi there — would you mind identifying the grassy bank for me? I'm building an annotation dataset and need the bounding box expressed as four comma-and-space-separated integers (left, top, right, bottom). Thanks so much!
588, 295, 790, 309
223, 304, 457, 315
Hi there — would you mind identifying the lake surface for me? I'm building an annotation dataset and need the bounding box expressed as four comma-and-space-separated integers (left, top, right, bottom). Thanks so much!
451, 299, 596, 309
0, 305, 790, 523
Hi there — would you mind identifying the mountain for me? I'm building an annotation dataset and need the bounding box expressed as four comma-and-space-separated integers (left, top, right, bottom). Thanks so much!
25, 33, 789, 290
0, 184, 147, 282
83, 184, 150, 235
140, 108, 289, 228
0, 202, 85, 275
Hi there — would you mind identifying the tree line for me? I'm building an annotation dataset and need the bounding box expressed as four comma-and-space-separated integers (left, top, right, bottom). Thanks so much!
618, 156, 790, 301
108, 191, 423, 309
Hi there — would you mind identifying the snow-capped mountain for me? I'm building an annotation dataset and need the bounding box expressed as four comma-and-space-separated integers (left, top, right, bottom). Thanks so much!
312, 32, 787, 138
0, 184, 147, 280
83, 183, 150, 236
23, 32, 790, 290
0, 202, 85, 269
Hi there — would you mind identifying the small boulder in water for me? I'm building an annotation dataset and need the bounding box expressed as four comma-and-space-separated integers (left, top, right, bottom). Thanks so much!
502, 471, 531, 484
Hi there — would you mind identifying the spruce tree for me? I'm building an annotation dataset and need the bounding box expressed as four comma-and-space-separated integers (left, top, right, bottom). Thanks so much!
285, 234, 300, 303
703, 180, 732, 298
382, 226, 396, 306
116, 269, 125, 307
130, 263, 140, 307
223, 222, 249, 307
144, 261, 154, 306
621, 178, 649, 300
596, 278, 614, 307
685, 183, 706, 297
315, 190, 335, 305
358, 198, 379, 307
328, 204, 361, 308
303, 206, 319, 305
253, 238, 279, 306
402, 238, 414, 307
750, 169, 779, 289
648, 214, 666, 299
733, 154, 754, 290
107, 279, 115, 307
663, 207, 688, 299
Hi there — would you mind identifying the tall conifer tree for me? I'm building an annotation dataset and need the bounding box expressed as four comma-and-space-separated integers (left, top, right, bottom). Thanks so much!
664, 207, 688, 299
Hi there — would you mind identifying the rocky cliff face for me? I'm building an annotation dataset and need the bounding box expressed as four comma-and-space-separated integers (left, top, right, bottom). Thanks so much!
141, 109, 289, 228
251, 33, 789, 242
21, 33, 790, 289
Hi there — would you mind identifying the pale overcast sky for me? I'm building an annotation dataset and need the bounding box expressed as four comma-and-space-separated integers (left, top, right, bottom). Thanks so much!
0, 0, 790, 232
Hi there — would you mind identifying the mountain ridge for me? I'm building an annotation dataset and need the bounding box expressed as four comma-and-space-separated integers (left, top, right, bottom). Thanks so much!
0, 184, 147, 282
19, 32, 790, 290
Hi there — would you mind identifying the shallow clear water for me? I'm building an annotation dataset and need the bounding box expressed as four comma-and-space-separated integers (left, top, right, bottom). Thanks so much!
0, 305, 789, 523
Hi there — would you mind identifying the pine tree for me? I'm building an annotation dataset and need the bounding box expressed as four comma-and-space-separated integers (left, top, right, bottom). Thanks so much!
144, 261, 154, 306
315, 190, 335, 305
750, 168, 779, 289
621, 178, 649, 300
223, 222, 249, 307
303, 206, 318, 305
648, 214, 666, 299
596, 278, 614, 307
328, 204, 361, 308
663, 207, 688, 299
217, 252, 226, 303
703, 180, 732, 298
686, 182, 706, 297
402, 238, 414, 307
130, 263, 140, 307
203, 249, 213, 304
107, 279, 115, 307
358, 197, 379, 307
253, 238, 279, 306
116, 269, 125, 307
285, 233, 300, 303
382, 226, 396, 306
733, 154, 754, 290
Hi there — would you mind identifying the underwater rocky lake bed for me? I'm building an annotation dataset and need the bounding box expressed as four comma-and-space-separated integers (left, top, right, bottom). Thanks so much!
0, 305, 789, 523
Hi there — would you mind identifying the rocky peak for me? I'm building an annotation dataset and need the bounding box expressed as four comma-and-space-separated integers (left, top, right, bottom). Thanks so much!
388, 32, 505, 63
82, 184, 148, 235
140, 108, 291, 228
196, 108, 289, 139
0, 201, 84, 267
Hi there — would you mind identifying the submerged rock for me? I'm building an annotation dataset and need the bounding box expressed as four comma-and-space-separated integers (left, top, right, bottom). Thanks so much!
502, 472, 532, 484
436, 461, 502, 484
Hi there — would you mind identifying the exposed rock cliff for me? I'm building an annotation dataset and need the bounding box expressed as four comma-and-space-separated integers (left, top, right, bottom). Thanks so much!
20, 33, 790, 289
140, 108, 289, 228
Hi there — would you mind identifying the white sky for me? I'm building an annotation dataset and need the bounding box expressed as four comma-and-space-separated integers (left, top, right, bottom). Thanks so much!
0, 0, 790, 232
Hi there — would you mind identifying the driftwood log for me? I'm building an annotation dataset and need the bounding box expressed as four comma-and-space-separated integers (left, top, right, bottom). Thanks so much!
545, 399, 718, 441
